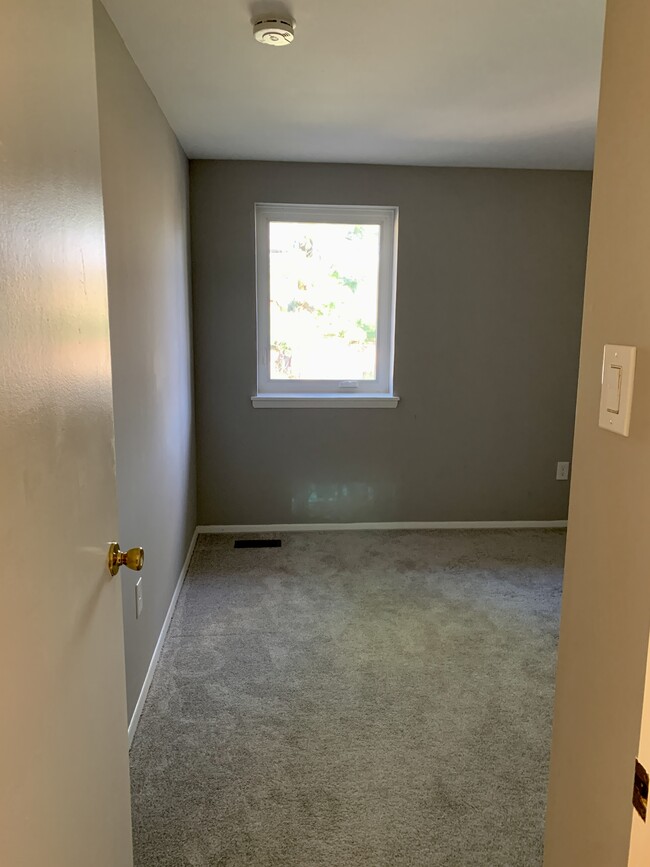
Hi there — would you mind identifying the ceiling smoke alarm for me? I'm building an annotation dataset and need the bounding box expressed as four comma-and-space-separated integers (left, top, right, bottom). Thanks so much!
253, 16, 295, 46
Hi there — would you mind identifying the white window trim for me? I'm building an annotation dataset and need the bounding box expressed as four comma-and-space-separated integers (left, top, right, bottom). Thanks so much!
251, 394, 400, 409
253, 203, 399, 407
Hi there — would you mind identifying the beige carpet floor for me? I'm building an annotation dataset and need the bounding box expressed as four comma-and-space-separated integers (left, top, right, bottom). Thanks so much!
130, 529, 564, 866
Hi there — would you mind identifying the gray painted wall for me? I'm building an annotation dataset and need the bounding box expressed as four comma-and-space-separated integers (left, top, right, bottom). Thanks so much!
95, 1, 196, 720
190, 161, 591, 525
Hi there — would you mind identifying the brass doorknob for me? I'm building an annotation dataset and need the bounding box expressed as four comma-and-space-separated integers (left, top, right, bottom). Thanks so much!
108, 542, 144, 577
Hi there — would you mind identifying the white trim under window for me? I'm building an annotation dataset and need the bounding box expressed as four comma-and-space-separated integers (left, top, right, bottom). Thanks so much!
253, 203, 399, 408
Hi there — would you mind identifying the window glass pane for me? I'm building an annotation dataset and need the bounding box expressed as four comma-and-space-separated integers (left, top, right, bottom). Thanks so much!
268, 221, 380, 381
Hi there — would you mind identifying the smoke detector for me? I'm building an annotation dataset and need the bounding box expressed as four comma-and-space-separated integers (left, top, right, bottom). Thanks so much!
253, 16, 295, 46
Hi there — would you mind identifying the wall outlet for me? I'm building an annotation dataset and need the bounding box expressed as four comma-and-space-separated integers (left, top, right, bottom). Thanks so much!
135, 577, 143, 619
556, 461, 570, 481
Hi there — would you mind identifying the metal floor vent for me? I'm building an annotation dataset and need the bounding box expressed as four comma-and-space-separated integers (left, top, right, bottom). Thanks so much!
234, 539, 282, 548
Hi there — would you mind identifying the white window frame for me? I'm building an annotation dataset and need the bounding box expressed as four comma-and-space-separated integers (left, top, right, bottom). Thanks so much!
253, 203, 399, 408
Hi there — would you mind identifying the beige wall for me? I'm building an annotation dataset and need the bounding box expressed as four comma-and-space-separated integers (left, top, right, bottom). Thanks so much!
94, 1, 196, 721
544, 1, 650, 865
190, 160, 591, 525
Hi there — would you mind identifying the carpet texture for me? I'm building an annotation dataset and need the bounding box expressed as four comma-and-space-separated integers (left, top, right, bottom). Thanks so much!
130, 530, 564, 867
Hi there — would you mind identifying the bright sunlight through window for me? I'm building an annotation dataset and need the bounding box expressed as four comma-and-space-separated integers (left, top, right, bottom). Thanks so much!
254, 204, 398, 407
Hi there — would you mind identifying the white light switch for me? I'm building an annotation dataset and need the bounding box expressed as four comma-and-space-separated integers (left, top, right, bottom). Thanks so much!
599, 344, 636, 436
605, 364, 622, 413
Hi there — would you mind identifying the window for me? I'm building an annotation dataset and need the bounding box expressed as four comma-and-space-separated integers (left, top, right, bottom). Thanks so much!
253, 203, 399, 407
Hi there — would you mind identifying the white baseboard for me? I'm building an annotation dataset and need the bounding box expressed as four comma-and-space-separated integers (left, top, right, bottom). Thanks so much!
127, 527, 199, 748
197, 520, 567, 534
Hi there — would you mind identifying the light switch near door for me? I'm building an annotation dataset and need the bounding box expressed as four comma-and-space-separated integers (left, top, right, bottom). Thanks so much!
135, 577, 144, 619
598, 344, 636, 437
604, 363, 622, 414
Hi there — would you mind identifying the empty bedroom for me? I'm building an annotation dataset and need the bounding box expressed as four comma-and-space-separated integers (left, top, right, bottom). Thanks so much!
4, 1, 650, 866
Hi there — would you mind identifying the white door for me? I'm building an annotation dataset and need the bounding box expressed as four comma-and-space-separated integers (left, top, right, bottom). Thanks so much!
0, 1, 134, 865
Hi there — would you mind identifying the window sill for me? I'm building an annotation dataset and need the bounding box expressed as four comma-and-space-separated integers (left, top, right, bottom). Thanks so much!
251, 394, 400, 409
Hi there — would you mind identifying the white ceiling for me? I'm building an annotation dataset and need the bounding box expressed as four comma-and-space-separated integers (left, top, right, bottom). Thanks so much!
101, 0, 606, 169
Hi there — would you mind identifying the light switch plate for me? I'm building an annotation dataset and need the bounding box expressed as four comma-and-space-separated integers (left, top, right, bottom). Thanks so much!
135, 576, 143, 619
599, 344, 636, 436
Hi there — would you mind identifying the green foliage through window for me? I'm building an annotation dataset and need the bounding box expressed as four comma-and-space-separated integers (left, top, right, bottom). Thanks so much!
268, 221, 380, 380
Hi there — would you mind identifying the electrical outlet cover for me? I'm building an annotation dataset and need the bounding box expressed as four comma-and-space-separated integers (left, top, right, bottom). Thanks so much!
556, 461, 570, 481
